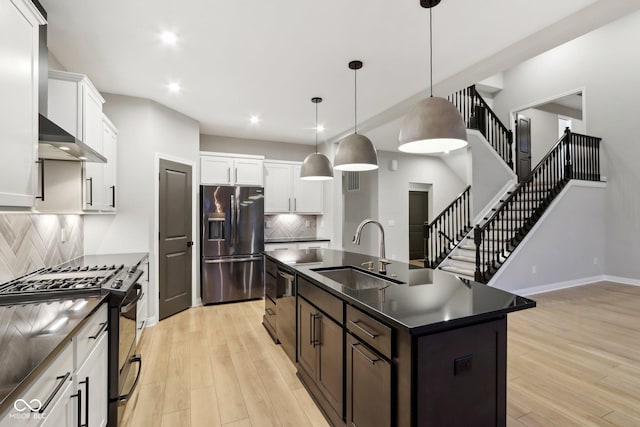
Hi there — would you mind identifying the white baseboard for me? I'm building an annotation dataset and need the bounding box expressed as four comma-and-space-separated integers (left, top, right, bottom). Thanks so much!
515, 275, 605, 296
145, 315, 159, 328
602, 275, 640, 287
512, 274, 640, 296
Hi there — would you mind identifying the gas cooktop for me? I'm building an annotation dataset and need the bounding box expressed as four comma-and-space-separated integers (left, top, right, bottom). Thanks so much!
0, 263, 139, 303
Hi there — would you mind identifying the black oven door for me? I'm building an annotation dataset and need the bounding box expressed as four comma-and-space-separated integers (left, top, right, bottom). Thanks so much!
116, 284, 143, 424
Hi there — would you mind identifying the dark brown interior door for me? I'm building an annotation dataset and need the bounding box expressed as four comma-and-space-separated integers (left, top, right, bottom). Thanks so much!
516, 114, 532, 181
409, 191, 429, 260
159, 159, 193, 320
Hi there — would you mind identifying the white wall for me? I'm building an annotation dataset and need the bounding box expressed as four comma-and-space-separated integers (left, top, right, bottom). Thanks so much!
490, 182, 606, 294
492, 10, 640, 281
376, 151, 466, 262
200, 134, 311, 162
467, 131, 516, 219
84, 94, 200, 325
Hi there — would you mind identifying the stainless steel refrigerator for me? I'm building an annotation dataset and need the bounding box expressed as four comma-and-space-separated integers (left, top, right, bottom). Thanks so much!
201, 185, 264, 304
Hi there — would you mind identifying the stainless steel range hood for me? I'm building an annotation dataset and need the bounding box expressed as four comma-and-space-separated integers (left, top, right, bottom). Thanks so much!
37, 20, 106, 163
38, 114, 106, 162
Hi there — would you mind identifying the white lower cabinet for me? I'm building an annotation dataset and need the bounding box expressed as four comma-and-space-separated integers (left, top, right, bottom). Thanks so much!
75, 331, 108, 427
0, 304, 109, 427
38, 381, 74, 427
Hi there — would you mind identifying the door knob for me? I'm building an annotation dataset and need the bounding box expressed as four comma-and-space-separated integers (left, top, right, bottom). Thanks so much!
187, 241, 194, 247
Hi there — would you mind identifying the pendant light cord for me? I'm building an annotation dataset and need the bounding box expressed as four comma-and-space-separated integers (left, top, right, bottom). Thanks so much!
429, 6, 433, 98
315, 101, 319, 153
354, 66, 358, 134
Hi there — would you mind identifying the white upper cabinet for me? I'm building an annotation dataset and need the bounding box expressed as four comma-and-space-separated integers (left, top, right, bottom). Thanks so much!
292, 164, 323, 214
48, 70, 105, 155
0, 0, 45, 208
264, 161, 323, 214
264, 162, 293, 213
100, 115, 117, 212
200, 153, 264, 186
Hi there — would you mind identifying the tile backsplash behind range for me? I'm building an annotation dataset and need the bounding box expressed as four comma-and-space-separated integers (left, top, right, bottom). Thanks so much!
0, 215, 83, 283
265, 215, 317, 239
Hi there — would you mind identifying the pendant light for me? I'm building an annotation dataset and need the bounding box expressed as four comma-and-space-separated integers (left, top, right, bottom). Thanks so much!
398, 0, 467, 154
334, 60, 378, 171
300, 97, 334, 181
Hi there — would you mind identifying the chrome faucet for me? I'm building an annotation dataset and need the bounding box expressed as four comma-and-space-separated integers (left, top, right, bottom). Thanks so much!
352, 219, 392, 274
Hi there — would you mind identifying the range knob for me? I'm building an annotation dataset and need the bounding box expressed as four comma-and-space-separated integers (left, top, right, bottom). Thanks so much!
127, 266, 137, 274
113, 278, 124, 289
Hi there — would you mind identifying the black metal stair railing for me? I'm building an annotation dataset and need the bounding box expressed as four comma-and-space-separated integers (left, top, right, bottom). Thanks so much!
473, 128, 601, 283
423, 185, 471, 268
447, 85, 514, 169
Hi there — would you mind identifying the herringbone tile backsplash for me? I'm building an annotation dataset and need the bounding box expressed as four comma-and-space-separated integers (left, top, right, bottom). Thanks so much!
265, 214, 317, 239
0, 215, 83, 283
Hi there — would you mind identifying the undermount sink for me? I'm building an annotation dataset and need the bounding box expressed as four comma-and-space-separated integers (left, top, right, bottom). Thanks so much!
312, 266, 404, 290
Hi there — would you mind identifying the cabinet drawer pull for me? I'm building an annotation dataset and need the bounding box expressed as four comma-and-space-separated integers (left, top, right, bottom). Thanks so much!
71, 388, 81, 427
265, 308, 275, 316
89, 321, 108, 339
79, 376, 89, 427
352, 343, 379, 365
38, 372, 71, 413
227, 168, 231, 182
349, 320, 379, 339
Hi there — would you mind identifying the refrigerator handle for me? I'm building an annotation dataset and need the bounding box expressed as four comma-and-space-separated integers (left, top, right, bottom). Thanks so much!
230, 194, 235, 244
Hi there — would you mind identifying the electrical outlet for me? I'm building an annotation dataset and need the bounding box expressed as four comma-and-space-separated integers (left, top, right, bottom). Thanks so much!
388, 219, 396, 227
305, 220, 310, 227
593, 257, 598, 265
531, 265, 537, 274
60, 228, 66, 243
265, 220, 271, 229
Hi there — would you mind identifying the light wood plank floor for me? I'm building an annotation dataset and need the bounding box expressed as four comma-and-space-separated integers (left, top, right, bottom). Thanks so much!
122, 281, 640, 427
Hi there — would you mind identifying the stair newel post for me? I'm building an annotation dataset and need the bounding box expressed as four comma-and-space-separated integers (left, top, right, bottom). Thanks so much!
466, 188, 471, 229
474, 225, 482, 282
564, 127, 573, 180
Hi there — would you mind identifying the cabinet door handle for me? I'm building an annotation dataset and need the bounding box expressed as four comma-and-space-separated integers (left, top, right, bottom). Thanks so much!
312, 313, 321, 346
288, 198, 291, 212
351, 342, 379, 365
309, 312, 314, 346
79, 377, 89, 427
36, 160, 45, 201
86, 177, 93, 206
227, 167, 231, 183
71, 388, 82, 427
38, 372, 71, 413
235, 168, 238, 183
294, 198, 297, 211
111, 185, 116, 208
349, 320, 379, 339
89, 321, 108, 339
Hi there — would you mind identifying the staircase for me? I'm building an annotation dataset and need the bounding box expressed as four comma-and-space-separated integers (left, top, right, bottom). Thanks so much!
424, 86, 602, 284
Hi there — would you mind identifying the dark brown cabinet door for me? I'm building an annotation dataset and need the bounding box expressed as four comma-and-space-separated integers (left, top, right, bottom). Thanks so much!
317, 313, 344, 419
298, 298, 317, 379
346, 334, 391, 427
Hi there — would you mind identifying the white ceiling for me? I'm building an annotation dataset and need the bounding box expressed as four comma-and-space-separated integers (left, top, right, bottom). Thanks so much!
41, 0, 639, 151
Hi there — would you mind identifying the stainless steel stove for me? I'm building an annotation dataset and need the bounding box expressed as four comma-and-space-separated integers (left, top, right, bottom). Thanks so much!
0, 259, 145, 427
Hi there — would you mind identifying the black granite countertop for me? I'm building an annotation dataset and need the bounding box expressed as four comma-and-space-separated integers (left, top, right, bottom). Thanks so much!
60, 252, 148, 269
0, 295, 107, 415
265, 237, 331, 244
264, 248, 535, 335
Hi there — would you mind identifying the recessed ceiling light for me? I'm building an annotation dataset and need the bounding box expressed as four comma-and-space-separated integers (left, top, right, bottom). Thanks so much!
168, 82, 181, 93
250, 115, 261, 125
316, 124, 325, 132
59, 146, 70, 151
78, 156, 88, 160
161, 31, 177, 45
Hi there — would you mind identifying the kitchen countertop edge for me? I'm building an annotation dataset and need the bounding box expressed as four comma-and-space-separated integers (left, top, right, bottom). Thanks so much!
263, 250, 536, 335
265, 237, 331, 244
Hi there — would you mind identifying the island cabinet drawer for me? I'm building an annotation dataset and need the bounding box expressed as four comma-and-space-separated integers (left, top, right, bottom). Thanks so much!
347, 305, 392, 359
75, 303, 108, 367
265, 257, 277, 277
298, 277, 343, 323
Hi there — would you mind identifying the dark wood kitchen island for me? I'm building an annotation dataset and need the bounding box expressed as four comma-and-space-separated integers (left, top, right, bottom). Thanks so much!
262, 248, 535, 427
